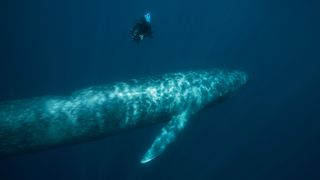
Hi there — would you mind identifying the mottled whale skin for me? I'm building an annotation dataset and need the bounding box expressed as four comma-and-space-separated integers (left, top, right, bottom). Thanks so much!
0, 70, 248, 163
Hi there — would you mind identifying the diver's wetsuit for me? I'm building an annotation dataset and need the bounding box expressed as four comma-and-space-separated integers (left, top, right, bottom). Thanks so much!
131, 17, 152, 43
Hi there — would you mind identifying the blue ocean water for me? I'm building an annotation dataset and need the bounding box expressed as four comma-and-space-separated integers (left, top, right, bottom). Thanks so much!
0, 0, 319, 179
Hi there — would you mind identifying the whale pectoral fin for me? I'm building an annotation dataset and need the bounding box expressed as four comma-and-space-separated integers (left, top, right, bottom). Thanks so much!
140, 111, 189, 164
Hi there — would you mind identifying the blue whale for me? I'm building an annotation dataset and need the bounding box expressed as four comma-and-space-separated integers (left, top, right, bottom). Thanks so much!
0, 69, 248, 163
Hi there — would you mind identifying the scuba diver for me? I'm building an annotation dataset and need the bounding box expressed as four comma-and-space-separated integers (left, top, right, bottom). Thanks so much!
131, 13, 153, 43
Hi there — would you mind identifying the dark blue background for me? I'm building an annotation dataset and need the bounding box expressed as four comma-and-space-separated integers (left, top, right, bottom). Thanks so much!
0, 0, 320, 179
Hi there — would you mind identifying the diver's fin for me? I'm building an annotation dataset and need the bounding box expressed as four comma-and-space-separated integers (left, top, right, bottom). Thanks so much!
140, 111, 189, 164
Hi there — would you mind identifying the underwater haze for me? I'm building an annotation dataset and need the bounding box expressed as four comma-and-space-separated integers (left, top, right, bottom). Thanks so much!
0, 0, 320, 179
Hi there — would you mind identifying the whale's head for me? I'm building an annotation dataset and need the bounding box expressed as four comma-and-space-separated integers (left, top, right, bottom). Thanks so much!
164, 70, 248, 113
193, 69, 248, 108
211, 69, 248, 95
